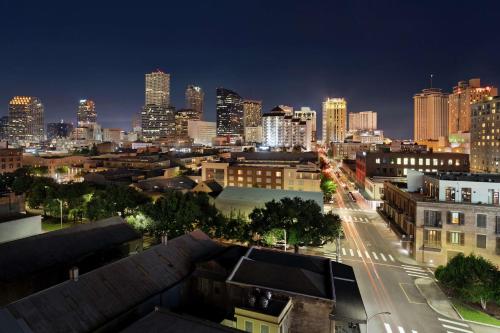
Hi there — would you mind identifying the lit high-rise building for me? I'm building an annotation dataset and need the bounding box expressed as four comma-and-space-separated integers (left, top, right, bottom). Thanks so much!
322, 98, 347, 144
8, 96, 44, 145
145, 70, 170, 107
294, 106, 317, 141
188, 120, 216, 146
47, 121, 74, 140
449, 78, 497, 134
262, 106, 312, 150
216, 88, 243, 137
185, 85, 204, 117
470, 96, 500, 173
242, 99, 262, 128
414, 88, 449, 141
77, 99, 97, 126
141, 105, 176, 140
348, 111, 377, 131
0, 116, 9, 141
176, 108, 201, 139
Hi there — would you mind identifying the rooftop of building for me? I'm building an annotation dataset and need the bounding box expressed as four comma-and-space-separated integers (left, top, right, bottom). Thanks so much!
215, 187, 323, 207
231, 151, 317, 163
135, 175, 197, 191
0, 217, 140, 283
425, 172, 500, 183
0, 212, 37, 224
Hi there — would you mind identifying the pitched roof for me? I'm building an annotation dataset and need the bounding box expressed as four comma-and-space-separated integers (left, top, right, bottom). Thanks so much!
0, 217, 140, 283
121, 309, 241, 333
4, 230, 222, 333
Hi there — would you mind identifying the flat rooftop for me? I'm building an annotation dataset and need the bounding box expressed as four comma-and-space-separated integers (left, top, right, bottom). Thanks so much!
425, 172, 500, 183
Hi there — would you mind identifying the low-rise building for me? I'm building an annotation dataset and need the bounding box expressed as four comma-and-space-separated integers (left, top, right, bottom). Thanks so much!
23, 154, 88, 182
330, 142, 376, 161
382, 172, 500, 266
0, 149, 22, 173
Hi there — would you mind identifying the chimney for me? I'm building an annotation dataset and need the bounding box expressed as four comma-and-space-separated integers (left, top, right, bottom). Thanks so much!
161, 233, 168, 245
69, 266, 79, 282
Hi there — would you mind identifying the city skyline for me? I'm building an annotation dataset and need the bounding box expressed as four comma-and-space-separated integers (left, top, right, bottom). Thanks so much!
2, 1, 500, 138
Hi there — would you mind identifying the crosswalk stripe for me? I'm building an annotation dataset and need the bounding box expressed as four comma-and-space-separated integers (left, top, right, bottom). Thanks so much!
342, 248, 346, 255
372, 252, 379, 260
411, 330, 417, 333
357, 249, 362, 257
384, 323, 393, 333
388, 254, 395, 262
406, 271, 428, 276
349, 249, 354, 256
404, 267, 426, 272
441, 324, 473, 333
438, 318, 469, 327
365, 251, 371, 259
402, 265, 423, 268
407, 273, 430, 279
398, 327, 405, 333
380, 253, 387, 261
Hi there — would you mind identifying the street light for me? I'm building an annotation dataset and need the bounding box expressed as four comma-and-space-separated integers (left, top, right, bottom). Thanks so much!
366, 311, 391, 333
55, 198, 63, 229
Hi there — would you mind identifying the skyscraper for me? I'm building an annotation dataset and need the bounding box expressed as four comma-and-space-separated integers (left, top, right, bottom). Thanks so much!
185, 85, 204, 117
449, 79, 497, 134
242, 100, 262, 128
77, 99, 97, 126
8, 96, 44, 145
348, 111, 377, 131
216, 88, 243, 137
470, 96, 500, 173
262, 106, 312, 150
414, 88, 449, 141
294, 106, 317, 141
322, 98, 347, 144
175, 108, 201, 139
0, 116, 9, 141
141, 105, 176, 140
145, 70, 170, 107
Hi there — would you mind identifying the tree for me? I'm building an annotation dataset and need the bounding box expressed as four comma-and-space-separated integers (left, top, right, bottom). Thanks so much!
320, 176, 337, 200
435, 253, 499, 311
249, 197, 343, 253
10, 168, 34, 194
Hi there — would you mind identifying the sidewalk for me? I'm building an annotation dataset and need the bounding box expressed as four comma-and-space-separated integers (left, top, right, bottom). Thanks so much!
414, 278, 461, 320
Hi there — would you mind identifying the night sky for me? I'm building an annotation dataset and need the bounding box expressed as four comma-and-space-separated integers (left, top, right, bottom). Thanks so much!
1, 0, 500, 139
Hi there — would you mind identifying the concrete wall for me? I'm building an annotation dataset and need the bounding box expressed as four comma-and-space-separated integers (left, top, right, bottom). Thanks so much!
0, 215, 42, 244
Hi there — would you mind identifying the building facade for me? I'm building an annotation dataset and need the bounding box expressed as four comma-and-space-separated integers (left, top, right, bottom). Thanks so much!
8, 96, 45, 146
262, 108, 286, 148
47, 122, 74, 140
294, 106, 317, 142
145, 70, 170, 107
448, 78, 497, 134
263, 107, 312, 150
0, 149, 22, 173
470, 96, 500, 173
216, 88, 243, 138
414, 88, 449, 141
348, 111, 377, 131
187, 120, 216, 146
383, 173, 500, 266
244, 126, 263, 144
0, 116, 8, 141
141, 105, 176, 140
242, 99, 262, 128
322, 98, 346, 144
185, 85, 204, 117
77, 99, 97, 126
175, 109, 201, 139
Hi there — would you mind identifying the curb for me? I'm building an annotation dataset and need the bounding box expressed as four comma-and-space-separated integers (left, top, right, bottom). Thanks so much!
451, 302, 500, 329
414, 279, 461, 320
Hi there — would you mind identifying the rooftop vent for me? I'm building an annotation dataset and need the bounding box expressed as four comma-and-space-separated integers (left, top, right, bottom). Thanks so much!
69, 266, 79, 282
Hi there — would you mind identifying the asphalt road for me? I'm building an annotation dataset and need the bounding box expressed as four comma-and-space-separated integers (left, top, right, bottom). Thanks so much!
307, 165, 476, 333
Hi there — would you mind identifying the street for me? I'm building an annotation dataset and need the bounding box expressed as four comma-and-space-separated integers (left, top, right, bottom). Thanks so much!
309, 160, 476, 333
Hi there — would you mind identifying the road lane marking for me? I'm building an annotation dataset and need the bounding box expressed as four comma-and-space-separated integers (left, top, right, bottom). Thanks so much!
399, 283, 426, 305
342, 248, 346, 255
411, 330, 417, 333
397, 327, 405, 333
441, 324, 473, 333
365, 251, 371, 259
403, 266, 425, 272
357, 249, 362, 257
380, 253, 387, 261
407, 273, 430, 279
349, 249, 354, 256
384, 323, 393, 333
438, 318, 469, 327
372, 252, 379, 260
388, 254, 395, 262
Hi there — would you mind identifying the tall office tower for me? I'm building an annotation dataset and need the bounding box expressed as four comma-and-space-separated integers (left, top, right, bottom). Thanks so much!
216, 88, 243, 137
294, 106, 317, 141
131, 112, 142, 133
185, 85, 204, 117
470, 96, 500, 173
322, 98, 347, 144
0, 116, 9, 141
47, 121, 74, 140
145, 70, 170, 107
414, 88, 449, 141
449, 78, 497, 134
348, 111, 377, 131
8, 96, 44, 145
242, 99, 262, 127
175, 108, 201, 139
77, 99, 97, 126
141, 105, 176, 140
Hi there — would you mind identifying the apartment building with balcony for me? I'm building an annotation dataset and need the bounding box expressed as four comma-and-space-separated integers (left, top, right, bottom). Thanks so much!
382, 172, 500, 266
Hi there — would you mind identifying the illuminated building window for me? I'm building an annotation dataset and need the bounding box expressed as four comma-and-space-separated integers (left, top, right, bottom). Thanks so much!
397, 158, 402, 165
410, 158, 415, 165
403, 158, 408, 165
